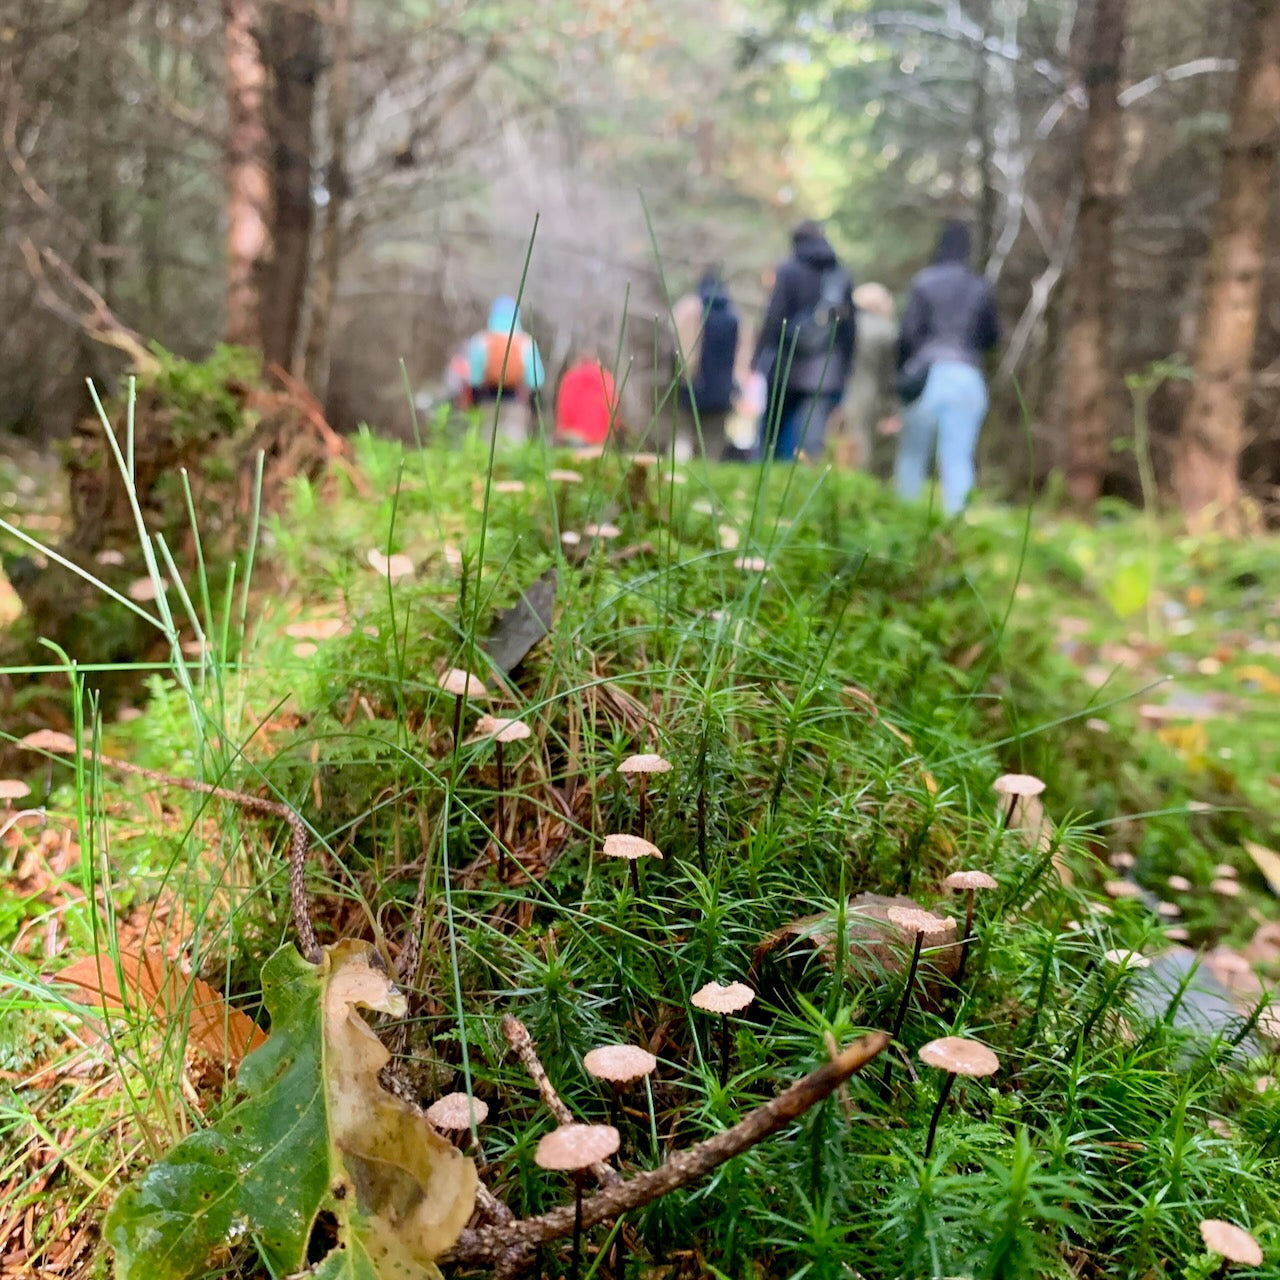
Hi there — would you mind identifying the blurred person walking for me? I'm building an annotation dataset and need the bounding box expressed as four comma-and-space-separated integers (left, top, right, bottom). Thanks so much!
749, 220, 856, 461
671, 269, 741, 461
893, 222, 1000, 514
465, 295, 546, 441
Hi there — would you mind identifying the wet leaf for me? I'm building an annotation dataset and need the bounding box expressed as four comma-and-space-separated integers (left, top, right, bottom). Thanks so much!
105, 941, 476, 1280
485, 567, 557, 674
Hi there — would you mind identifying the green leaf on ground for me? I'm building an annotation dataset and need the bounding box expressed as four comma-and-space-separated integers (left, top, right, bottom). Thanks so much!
105, 940, 477, 1280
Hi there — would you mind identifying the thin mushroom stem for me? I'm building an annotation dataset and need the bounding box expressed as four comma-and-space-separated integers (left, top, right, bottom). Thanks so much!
955, 889, 977, 983
880, 932, 926, 1100
495, 740, 508, 881
923, 1071, 957, 1158
628, 857, 640, 896
719, 1012, 730, 1088
570, 1172, 585, 1280
637, 774, 648, 838
451, 692, 465, 751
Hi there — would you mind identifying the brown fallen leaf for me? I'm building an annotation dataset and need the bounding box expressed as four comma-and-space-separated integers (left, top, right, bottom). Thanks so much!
54, 948, 266, 1069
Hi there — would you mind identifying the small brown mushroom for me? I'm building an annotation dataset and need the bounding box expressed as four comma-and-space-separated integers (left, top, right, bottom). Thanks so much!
880, 907, 948, 1099
493, 480, 527, 494
425, 1091, 489, 1141
0, 779, 32, 804
584, 1043, 657, 1138
1213, 863, 1239, 880
583, 521, 622, 540
1210, 877, 1242, 898
602, 832, 662, 895
365, 548, 414, 581
1156, 901, 1182, 919
474, 715, 532, 878
536, 1124, 621, 1280
942, 870, 998, 981
1165, 926, 1191, 942
691, 980, 755, 1086
616, 752, 672, 836
1103, 949, 1151, 970
918, 1036, 999, 1157
1199, 1218, 1263, 1272
733, 555, 769, 573
1103, 879, 1143, 899
1167, 874, 1193, 892
439, 667, 489, 749
992, 772, 1045, 826
1109, 851, 1137, 871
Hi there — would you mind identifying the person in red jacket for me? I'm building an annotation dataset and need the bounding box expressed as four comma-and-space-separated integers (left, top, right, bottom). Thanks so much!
553, 355, 619, 448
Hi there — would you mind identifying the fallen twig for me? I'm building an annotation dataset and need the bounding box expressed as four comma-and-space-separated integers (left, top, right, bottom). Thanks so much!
447, 1030, 890, 1273
21, 733, 319, 962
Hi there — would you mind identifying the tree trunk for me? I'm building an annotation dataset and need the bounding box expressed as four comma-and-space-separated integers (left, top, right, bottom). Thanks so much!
262, 0, 320, 371
224, 0, 271, 350
1062, 0, 1129, 506
303, 0, 353, 398
1173, 0, 1280, 529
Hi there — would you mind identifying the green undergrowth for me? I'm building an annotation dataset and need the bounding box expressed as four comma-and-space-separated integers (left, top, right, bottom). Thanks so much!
2, 422, 1279, 1279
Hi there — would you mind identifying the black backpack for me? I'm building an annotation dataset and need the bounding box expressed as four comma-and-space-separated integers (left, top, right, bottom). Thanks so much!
790, 266, 853, 361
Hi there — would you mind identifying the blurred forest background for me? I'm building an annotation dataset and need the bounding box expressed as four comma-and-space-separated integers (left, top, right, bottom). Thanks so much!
1, 0, 1278, 523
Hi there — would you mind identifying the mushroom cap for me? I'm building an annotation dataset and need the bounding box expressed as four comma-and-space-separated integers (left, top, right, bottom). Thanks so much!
439, 667, 488, 698
425, 1092, 489, 1131
127, 575, 167, 602
1214, 863, 1239, 879
583, 522, 621, 539
534, 1123, 620, 1171
1156, 901, 1182, 919
1165, 926, 1191, 942
918, 1036, 999, 1078
993, 772, 1046, 798
733, 555, 769, 573
0, 779, 32, 800
95, 548, 126, 567
602, 833, 662, 861
21, 730, 76, 754
583, 1044, 658, 1084
942, 870, 998, 892
886, 906, 948, 935
1199, 1219, 1262, 1266
1109, 852, 1137, 871
548, 468, 584, 485
493, 480, 527, 494
560, 530, 582, 546
1103, 948, 1151, 970
365, 548, 414, 580
1209, 877, 1242, 898
1167, 874, 1193, 892
1103, 879, 1142, 899
475, 714, 532, 744
617, 752, 672, 776
690, 979, 756, 1015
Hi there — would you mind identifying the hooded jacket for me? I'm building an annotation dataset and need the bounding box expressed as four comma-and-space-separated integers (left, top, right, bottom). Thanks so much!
897, 223, 999, 372
752, 226, 856, 396
467, 296, 546, 393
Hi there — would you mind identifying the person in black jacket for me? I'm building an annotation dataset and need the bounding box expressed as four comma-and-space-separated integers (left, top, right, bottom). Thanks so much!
893, 221, 999, 514
751, 220, 856, 461
673, 270, 740, 460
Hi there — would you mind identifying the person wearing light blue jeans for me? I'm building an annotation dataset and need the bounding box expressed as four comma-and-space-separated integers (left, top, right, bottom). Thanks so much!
893, 221, 999, 514
895, 361, 989, 515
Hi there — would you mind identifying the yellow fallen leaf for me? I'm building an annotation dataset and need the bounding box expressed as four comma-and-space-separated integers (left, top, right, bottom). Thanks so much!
1244, 840, 1280, 897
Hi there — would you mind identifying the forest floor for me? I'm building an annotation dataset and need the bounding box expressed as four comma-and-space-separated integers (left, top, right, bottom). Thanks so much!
1, 429, 1279, 1280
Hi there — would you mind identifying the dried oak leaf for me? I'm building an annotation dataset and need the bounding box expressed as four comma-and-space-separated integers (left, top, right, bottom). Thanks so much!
55, 948, 266, 1070
105, 940, 477, 1280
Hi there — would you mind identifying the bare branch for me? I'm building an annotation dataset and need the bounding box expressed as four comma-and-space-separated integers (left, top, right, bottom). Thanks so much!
1119, 57, 1238, 107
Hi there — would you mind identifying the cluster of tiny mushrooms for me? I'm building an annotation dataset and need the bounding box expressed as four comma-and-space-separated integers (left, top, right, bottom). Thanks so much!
12, 659, 1263, 1275
391, 688, 1268, 1279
